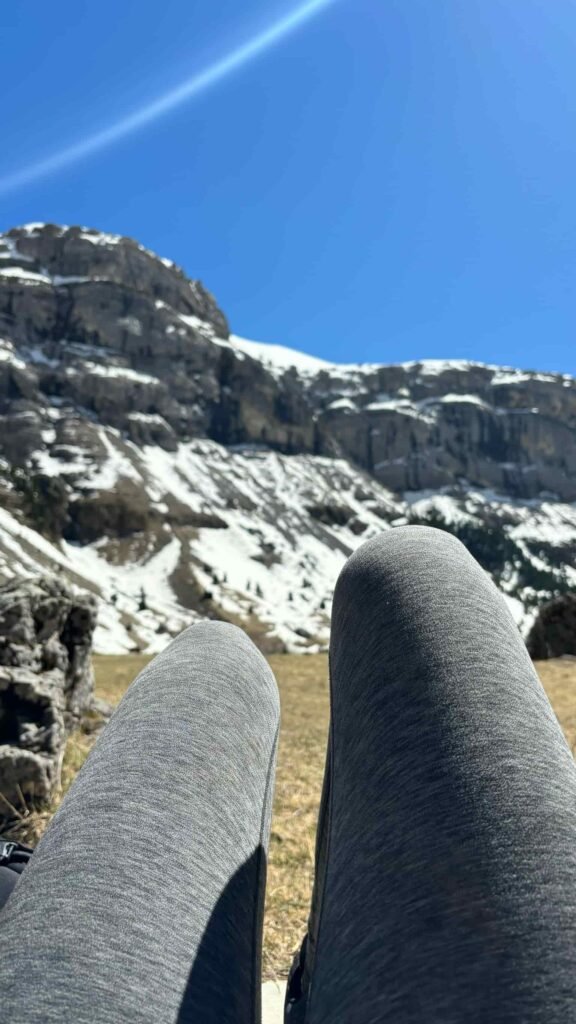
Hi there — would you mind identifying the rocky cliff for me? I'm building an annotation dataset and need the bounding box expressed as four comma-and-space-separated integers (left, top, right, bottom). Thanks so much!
0, 222, 574, 652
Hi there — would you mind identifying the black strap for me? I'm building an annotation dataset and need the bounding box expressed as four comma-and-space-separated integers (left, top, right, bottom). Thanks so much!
0, 837, 33, 874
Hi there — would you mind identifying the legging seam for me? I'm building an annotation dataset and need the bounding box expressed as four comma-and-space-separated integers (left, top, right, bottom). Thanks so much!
251, 721, 280, 1024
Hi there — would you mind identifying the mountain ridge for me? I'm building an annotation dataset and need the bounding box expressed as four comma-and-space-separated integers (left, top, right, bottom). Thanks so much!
0, 222, 574, 652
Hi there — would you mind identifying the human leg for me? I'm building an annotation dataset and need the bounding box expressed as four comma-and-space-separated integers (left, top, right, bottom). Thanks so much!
0, 621, 279, 1024
287, 526, 576, 1023
0, 863, 18, 907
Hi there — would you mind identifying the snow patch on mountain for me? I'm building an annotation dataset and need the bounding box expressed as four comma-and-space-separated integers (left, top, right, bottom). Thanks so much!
0, 433, 407, 654
2, 422, 575, 653
230, 335, 333, 376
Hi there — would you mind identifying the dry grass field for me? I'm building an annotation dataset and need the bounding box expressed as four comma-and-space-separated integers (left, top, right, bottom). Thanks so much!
6, 651, 576, 980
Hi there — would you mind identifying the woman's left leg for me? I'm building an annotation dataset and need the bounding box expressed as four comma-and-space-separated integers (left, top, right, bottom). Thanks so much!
0, 621, 280, 1024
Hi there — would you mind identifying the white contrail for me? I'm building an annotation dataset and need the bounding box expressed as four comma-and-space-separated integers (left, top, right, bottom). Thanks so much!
0, 0, 340, 197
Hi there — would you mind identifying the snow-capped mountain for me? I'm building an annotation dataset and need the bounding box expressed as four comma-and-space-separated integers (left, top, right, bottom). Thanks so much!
0, 222, 574, 652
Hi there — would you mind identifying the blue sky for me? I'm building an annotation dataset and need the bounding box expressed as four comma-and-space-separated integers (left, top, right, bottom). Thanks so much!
1, 0, 576, 373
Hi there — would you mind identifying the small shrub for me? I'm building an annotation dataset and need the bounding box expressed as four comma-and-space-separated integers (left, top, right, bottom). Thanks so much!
10, 468, 69, 540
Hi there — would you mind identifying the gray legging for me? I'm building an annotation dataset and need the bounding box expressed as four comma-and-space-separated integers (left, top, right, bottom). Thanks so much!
1, 527, 576, 1022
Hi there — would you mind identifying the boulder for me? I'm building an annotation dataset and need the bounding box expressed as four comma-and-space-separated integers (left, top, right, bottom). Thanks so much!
526, 594, 576, 660
0, 575, 97, 821
307, 503, 354, 527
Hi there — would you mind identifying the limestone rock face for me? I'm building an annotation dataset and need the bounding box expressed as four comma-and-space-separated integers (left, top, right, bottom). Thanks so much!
0, 224, 314, 463
310, 363, 576, 501
526, 594, 576, 660
1, 222, 575, 499
1, 223, 229, 338
0, 575, 97, 819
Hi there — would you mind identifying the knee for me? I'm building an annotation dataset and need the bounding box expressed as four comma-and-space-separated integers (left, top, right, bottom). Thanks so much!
175, 618, 258, 655
334, 525, 484, 614
166, 619, 261, 663
130, 620, 280, 724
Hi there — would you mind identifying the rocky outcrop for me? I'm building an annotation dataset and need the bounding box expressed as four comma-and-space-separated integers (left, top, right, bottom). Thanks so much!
526, 594, 576, 660
0, 575, 97, 820
0, 225, 314, 465
0, 223, 229, 337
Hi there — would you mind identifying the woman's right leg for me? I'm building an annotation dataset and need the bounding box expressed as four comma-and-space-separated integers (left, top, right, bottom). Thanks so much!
287, 526, 576, 1023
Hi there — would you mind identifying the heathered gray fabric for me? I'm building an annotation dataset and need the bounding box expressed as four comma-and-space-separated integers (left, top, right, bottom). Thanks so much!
0, 864, 18, 907
0, 621, 279, 1024
289, 526, 576, 1023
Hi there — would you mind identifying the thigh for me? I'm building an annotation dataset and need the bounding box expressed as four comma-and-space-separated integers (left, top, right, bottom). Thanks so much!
0, 864, 18, 909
